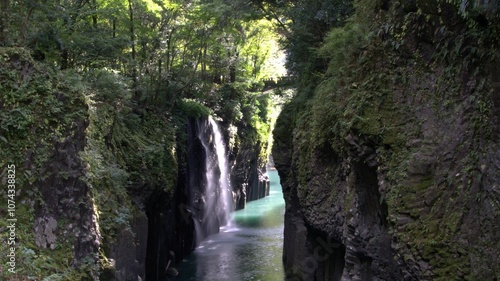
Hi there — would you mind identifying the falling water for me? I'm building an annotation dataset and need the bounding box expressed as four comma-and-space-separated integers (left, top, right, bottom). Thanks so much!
208, 116, 233, 227
171, 168, 285, 281
195, 117, 233, 244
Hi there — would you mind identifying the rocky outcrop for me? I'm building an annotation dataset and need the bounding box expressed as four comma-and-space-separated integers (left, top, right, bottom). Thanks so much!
231, 139, 270, 209
111, 219, 147, 281
35, 117, 100, 266
0, 48, 100, 279
273, 1, 500, 280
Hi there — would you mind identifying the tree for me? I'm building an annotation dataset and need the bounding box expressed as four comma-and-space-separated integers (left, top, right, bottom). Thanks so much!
0, 0, 9, 46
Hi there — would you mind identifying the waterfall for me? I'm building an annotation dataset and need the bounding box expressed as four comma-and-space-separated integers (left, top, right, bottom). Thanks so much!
208, 117, 233, 226
195, 116, 233, 244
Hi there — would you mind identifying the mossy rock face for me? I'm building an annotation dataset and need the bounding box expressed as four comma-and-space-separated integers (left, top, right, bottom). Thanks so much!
273, 1, 500, 279
0, 47, 98, 279
0, 48, 181, 279
83, 85, 179, 279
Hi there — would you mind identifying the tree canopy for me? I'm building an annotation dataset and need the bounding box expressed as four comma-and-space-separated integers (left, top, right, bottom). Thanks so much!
1, 0, 287, 107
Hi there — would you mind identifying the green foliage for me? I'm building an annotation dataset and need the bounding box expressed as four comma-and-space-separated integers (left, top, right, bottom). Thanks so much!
457, 0, 500, 16
86, 69, 132, 102
0, 47, 87, 183
318, 22, 365, 73
195, 82, 276, 163
240, 19, 287, 80
272, 0, 355, 83
178, 99, 212, 118
1, 0, 290, 115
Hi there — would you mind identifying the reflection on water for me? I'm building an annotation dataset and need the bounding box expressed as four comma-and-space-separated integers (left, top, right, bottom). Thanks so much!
171, 169, 285, 281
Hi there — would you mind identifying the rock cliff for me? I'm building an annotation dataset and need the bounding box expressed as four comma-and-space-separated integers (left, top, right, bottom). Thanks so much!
273, 1, 500, 280
0, 48, 100, 279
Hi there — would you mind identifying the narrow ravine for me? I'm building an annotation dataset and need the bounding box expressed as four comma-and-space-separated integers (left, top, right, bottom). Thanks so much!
170, 169, 285, 281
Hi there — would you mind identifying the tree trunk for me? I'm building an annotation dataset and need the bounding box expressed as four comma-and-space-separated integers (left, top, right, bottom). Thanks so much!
202, 43, 207, 80
166, 30, 172, 74
0, 0, 9, 46
61, 49, 69, 70
155, 57, 162, 102
252, 55, 258, 78
112, 18, 116, 38
91, 0, 98, 29
229, 52, 238, 83
128, 0, 140, 100
128, 0, 136, 62
194, 46, 202, 74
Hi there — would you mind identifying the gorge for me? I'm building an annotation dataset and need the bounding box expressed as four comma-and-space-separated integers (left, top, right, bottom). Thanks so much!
171, 168, 285, 281
1, 0, 499, 280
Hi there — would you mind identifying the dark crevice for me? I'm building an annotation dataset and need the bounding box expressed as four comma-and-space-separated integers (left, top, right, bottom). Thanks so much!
380, 0, 390, 11
358, 253, 373, 281
353, 160, 388, 227
145, 118, 198, 281
145, 192, 172, 281
307, 229, 346, 281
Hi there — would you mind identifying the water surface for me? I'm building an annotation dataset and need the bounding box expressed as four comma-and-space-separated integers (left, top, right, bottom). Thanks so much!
172, 169, 285, 281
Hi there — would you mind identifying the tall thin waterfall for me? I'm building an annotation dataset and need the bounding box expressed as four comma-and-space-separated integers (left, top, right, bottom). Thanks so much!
208, 117, 233, 226
195, 116, 233, 244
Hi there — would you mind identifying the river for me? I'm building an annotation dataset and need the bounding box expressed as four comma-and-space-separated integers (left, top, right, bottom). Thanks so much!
171, 169, 285, 281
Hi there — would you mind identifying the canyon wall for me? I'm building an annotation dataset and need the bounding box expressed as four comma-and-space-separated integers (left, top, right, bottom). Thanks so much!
273, 1, 500, 280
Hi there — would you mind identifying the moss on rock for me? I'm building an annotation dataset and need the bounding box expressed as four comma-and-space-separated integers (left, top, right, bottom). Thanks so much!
0, 47, 96, 279
273, 1, 500, 279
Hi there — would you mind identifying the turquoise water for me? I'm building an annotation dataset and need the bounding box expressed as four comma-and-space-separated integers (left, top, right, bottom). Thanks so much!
171, 169, 285, 281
